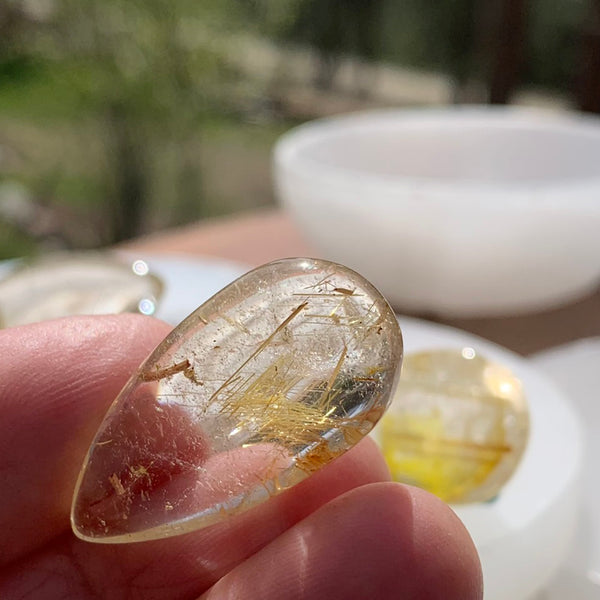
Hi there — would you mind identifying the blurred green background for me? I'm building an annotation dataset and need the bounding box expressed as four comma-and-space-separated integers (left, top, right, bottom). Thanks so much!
1, 0, 598, 258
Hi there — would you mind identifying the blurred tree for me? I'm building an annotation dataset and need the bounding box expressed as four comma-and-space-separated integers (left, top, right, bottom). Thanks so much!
42, 0, 244, 243
1, 0, 254, 248
479, 0, 528, 104
527, 0, 584, 93
577, 0, 600, 112
279, 0, 385, 92
360, 0, 585, 102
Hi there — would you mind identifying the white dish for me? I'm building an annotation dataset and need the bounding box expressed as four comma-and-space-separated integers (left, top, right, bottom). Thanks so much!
274, 107, 600, 316
531, 339, 600, 599
0, 254, 586, 598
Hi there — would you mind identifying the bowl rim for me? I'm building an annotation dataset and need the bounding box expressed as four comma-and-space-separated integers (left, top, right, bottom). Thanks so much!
273, 106, 600, 202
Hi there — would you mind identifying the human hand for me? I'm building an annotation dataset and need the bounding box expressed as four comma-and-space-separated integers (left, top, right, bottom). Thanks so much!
0, 315, 482, 599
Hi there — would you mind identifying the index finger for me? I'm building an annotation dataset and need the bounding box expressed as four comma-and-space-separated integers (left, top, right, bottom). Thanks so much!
0, 314, 172, 565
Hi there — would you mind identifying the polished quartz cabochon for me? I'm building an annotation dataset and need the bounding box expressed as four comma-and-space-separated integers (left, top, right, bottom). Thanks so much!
71, 258, 402, 543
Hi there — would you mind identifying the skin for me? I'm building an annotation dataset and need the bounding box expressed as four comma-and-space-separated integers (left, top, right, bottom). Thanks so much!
0, 314, 483, 600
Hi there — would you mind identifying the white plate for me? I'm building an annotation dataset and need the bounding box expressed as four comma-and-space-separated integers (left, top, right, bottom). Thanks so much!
531, 339, 600, 599
0, 254, 587, 599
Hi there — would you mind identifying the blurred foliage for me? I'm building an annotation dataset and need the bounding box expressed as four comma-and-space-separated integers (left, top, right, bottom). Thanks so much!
276, 0, 587, 94
528, 0, 586, 90
0, 0, 279, 256
378, 1, 482, 84
0, 0, 593, 258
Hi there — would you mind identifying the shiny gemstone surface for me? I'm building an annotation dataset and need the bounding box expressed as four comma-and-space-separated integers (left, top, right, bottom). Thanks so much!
71, 258, 402, 543
380, 348, 529, 503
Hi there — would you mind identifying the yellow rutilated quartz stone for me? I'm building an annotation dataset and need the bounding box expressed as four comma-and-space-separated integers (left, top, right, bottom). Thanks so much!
71, 258, 402, 543
380, 348, 529, 504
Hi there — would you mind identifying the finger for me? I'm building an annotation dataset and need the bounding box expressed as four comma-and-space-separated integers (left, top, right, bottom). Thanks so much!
1, 437, 392, 599
0, 314, 172, 565
201, 482, 483, 600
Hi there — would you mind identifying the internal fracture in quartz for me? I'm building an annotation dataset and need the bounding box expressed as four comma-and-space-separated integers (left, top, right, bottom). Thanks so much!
380, 349, 529, 503
71, 258, 403, 543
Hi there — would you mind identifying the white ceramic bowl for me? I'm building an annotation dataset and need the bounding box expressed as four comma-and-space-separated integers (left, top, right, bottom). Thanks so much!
273, 107, 600, 316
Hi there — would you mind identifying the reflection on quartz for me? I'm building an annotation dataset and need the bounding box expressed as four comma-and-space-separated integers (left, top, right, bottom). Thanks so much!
461, 347, 476, 360
0, 252, 163, 328
380, 348, 529, 504
132, 259, 150, 276
138, 298, 156, 316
